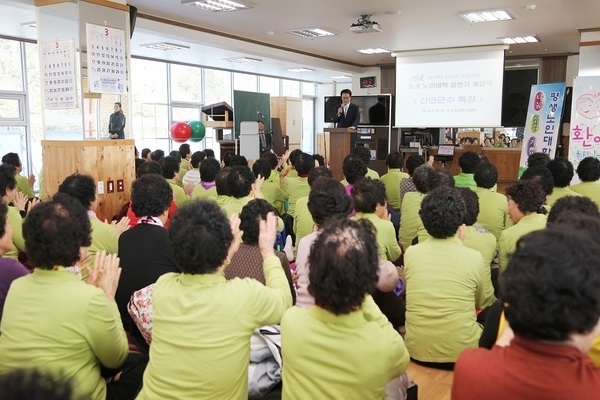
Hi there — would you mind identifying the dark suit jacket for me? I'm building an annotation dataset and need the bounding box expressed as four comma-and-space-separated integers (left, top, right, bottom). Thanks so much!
333, 102, 360, 128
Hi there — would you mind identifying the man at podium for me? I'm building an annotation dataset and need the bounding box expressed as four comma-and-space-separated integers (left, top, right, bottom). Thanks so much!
333, 89, 360, 150
258, 121, 272, 153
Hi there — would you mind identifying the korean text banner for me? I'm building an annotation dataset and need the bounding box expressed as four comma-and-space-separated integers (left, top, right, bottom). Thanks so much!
518, 82, 567, 177
568, 76, 600, 184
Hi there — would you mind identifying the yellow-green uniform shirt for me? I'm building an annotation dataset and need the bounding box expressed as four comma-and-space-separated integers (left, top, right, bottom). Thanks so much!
399, 191, 425, 250
547, 186, 582, 207
498, 213, 547, 273
281, 295, 409, 400
352, 212, 402, 262
137, 256, 292, 400
454, 173, 477, 191
168, 178, 190, 208
87, 217, 119, 275
16, 173, 34, 199
4, 206, 25, 260
476, 188, 509, 242
266, 170, 286, 215
570, 181, 600, 208
0, 268, 128, 400
293, 196, 314, 248
261, 180, 288, 216
282, 176, 310, 218
221, 195, 254, 218
404, 237, 496, 363
462, 225, 497, 268
177, 158, 190, 187
380, 169, 410, 210
366, 167, 380, 180
191, 184, 218, 201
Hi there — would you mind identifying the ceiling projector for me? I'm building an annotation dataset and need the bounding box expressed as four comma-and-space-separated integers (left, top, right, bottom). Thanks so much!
350, 14, 382, 33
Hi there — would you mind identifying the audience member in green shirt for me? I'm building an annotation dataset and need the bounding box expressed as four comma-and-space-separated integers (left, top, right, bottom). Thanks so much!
176, 143, 191, 187
546, 157, 582, 206
353, 145, 380, 180
2, 152, 35, 199
138, 201, 292, 400
280, 152, 314, 218
293, 167, 333, 247
282, 218, 409, 399
380, 152, 409, 210
454, 151, 481, 191
161, 155, 193, 208
191, 157, 221, 201
474, 162, 509, 242
570, 156, 600, 207
0, 165, 25, 259
520, 165, 554, 212
252, 158, 288, 215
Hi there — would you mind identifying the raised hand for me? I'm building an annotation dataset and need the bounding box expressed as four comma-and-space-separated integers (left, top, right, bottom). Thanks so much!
110, 216, 130, 236
258, 212, 277, 259
89, 251, 121, 301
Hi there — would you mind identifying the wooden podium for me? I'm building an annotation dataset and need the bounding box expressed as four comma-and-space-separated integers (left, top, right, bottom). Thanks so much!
323, 128, 353, 181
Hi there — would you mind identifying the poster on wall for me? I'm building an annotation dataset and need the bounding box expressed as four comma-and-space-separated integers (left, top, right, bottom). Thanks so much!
41, 39, 77, 109
86, 23, 127, 94
568, 76, 600, 183
518, 82, 567, 177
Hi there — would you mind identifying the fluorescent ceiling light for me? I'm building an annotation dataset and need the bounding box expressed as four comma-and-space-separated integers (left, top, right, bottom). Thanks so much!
141, 42, 190, 51
287, 68, 314, 72
356, 48, 390, 54
331, 75, 351, 80
182, 0, 250, 12
223, 56, 262, 63
459, 9, 514, 23
288, 28, 335, 38
499, 36, 540, 45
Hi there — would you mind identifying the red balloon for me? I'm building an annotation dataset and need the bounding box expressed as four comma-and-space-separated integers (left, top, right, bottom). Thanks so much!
170, 121, 192, 143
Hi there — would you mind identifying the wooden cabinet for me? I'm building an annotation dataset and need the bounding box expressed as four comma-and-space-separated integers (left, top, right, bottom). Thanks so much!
271, 97, 302, 150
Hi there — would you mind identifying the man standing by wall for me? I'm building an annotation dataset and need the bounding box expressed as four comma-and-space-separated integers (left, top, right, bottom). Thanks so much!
108, 102, 126, 139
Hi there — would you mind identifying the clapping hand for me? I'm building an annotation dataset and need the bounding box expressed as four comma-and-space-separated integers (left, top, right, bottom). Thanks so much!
258, 212, 277, 259
86, 251, 121, 301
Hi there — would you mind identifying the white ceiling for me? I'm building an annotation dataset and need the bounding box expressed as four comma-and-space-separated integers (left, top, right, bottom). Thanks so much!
1, 0, 599, 83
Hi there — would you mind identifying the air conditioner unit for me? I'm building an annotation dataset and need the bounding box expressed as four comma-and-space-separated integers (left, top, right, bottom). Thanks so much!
350, 23, 382, 33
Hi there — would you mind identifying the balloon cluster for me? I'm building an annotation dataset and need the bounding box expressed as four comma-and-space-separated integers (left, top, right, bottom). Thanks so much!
169, 120, 206, 143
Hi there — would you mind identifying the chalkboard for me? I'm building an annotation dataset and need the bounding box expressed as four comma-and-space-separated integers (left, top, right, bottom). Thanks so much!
233, 90, 270, 138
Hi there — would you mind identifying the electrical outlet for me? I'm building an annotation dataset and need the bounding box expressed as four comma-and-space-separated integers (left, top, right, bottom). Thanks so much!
97, 181, 105, 195
116, 179, 124, 192
107, 180, 114, 193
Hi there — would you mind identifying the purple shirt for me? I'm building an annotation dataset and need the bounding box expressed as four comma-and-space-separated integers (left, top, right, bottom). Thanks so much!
0, 256, 29, 322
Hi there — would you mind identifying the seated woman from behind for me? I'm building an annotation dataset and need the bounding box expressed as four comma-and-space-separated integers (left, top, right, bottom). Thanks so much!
226, 199, 296, 304
453, 222, 600, 400
137, 200, 292, 400
282, 219, 409, 399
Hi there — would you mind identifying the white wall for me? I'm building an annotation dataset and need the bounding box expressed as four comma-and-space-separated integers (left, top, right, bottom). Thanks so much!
351, 67, 382, 95
315, 82, 335, 135
566, 55, 579, 86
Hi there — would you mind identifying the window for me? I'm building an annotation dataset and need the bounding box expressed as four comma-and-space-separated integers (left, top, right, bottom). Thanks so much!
259, 76, 280, 96
204, 69, 231, 105
171, 64, 202, 103
233, 72, 257, 92
0, 39, 24, 92
282, 79, 300, 97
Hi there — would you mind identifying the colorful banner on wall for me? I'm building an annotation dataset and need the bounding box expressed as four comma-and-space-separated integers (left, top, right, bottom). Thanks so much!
568, 76, 600, 184
41, 39, 77, 109
518, 82, 567, 177
86, 23, 127, 94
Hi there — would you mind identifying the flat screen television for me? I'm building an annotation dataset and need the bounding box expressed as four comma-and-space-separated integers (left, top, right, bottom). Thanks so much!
324, 94, 392, 126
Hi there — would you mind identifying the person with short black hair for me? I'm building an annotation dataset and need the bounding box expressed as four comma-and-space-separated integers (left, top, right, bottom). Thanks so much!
520, 165, 555, 201
160, 155, 192, 207
571, 156, 600, 207
454, 151, 481, 191
192, 157, 221, 201
222, 151, 236, 167
221, 165, 258, 218
457, 187, 496, 269
498, 180, 547, 273
453, 224, 600, 400
526, 152, 551, 168
0, 164, 25, 260
400, 154, 427, 205
474, 162, 508, 241
280, 152, 313, 218
203, 148, 215, 158
1, 152, 35, 199
141, 148, 152, 161
399, 165, 433, 249
380, 152, 409, 210
58, 173, 129, 272
312, 153, 325, 167
352, 178, 401, 263
116, 174, 177, 351
353, 146, 379, 179
0, 194, 146, 400
252, 158, 287, 215
405, 187, 495, 366
182, 151, 206, 188
294, 166, 333, 246
150, 149, 165, 162
342, 154, 367, 196
226, 199, 295, 303
137, 200, 292, 399
546, 157, 582, 206
547, 195, 600, 225
215, 167, 233, 207
282, 219, 409, 399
